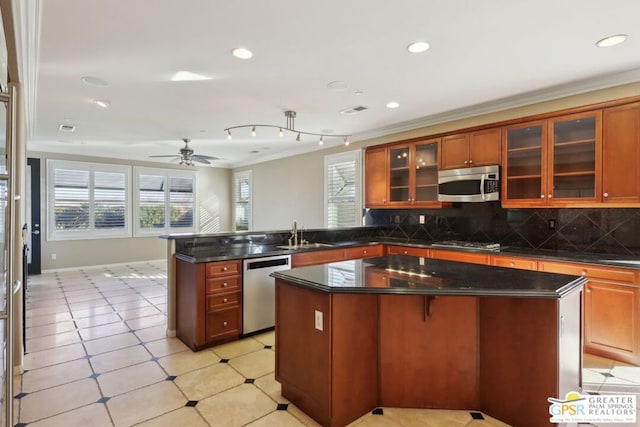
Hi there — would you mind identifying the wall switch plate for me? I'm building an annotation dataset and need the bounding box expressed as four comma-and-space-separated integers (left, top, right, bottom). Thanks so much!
315, 310, 323, 331
51, 253, 57, 261
548, 219, 556, 230
419, 215, 425, 224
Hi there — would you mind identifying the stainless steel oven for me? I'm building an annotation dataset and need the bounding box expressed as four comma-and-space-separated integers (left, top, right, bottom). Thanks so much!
438, 165, 500, 202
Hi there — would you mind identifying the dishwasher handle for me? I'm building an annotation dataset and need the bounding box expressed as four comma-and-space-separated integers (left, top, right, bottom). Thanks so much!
245, 257, 290, 270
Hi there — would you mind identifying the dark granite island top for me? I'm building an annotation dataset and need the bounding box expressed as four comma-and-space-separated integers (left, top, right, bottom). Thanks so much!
271, 254, 586, 298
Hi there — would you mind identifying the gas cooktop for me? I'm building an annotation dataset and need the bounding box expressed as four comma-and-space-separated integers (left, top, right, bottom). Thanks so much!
431, 240, 501, 251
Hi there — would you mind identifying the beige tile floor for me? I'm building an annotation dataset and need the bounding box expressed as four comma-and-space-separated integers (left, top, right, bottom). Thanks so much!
13, 261, 638, 426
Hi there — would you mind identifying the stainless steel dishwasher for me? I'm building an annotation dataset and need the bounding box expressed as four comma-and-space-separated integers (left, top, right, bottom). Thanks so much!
242, 254, 291, 335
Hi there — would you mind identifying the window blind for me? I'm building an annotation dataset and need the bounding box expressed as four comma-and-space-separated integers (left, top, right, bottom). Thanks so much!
234, 171, 252, 231
325, 151, 361, 228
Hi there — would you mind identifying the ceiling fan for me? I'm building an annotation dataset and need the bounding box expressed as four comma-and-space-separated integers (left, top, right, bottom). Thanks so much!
149, 138, 219, 166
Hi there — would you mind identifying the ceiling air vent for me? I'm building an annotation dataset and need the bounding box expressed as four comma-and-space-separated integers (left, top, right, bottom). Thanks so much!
340, 105, 368, 115
58, 124, 76, 132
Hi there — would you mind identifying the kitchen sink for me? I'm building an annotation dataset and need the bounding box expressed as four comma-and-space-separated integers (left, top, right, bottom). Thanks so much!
276, 242, 335, 250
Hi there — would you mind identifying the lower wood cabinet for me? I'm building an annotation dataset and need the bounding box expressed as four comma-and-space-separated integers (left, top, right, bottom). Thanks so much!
291, 244, 383, 267
429, 248, 490, 265
386, 244, 430, 257
176, 258, 242, 351
379, 295, 478, 409
275, 280, 378, 427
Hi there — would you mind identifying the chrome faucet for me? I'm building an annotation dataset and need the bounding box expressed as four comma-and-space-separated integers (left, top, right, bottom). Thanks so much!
290, 220, 298, 247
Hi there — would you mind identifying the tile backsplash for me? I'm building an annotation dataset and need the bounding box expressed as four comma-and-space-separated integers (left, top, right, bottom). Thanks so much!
366, 203, 640, 256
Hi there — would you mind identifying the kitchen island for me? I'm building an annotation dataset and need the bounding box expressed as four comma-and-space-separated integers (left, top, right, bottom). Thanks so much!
271, 255, 586, 427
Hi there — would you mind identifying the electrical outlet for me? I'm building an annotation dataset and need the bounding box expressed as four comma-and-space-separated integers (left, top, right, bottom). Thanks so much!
419, 215, 425, 224
315, 310, 323, 331
51, 253, 57, 261
548, 219, 556, 230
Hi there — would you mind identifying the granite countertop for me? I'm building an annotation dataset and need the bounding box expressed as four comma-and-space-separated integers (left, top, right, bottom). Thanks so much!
271, 255, 587, 298
174, 236, 640, 270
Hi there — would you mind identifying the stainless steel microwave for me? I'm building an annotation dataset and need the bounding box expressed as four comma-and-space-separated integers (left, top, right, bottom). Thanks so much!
438, 165, 500, 202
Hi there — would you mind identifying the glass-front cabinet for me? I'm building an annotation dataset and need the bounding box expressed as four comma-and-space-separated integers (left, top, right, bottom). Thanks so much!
502, 111, 601, 207
387, 139, 441, 207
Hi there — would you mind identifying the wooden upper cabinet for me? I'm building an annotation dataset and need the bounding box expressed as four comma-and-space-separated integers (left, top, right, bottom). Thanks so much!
502, 111, 602, 207
440, 128, 501, 170
365, 138, 445, 208
602, 102, 640, 204
364, 146, 388, 207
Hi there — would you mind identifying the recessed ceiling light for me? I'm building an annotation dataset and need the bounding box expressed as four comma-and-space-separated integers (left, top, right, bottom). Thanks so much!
232, 47, 253, 59
596, 34, 628, 48
386, 101, 400, 109
407, 41, 430, 53
81, 76, 108, 86
93, 99, 110, 108
355, 91, 364, 96
171, 71, 213, 81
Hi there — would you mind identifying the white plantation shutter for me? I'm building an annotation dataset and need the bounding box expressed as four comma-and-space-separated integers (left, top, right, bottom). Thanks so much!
234, 170, 252, 231
134, 167, 196, 235
47, 160, 130, 240
324, 150, 362, 228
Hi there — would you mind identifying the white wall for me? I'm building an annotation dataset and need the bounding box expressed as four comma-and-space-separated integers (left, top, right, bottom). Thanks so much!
28, 151, 232, 270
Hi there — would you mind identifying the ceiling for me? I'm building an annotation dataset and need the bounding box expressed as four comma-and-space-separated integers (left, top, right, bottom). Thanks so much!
25, 0, 640, 168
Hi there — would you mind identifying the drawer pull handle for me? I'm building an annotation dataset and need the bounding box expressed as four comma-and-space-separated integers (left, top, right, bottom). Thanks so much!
363, 250, 367, 254
581, 270, 587, 276
223, 321, 228, 327
586, 289, 591, 293
403, 251, 408, 254
509, 262, 515, 267
223, 282, 228, 287
223, 298, 228, 303
222, 267, 228, 272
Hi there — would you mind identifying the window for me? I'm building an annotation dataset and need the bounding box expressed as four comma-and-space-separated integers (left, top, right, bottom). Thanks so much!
134, 167, 196, 236
47, 160, 130, 240
324, 150, 362, 228
234, 170, 252, 231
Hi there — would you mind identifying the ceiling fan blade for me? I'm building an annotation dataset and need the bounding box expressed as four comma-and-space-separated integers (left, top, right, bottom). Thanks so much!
192, 154, 219, 161
149, 155, 180, 158
191, 157, 211, 165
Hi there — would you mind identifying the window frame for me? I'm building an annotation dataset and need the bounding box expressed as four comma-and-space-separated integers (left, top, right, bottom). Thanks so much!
47, 159, 132, 241
233, 170, 253, 232
133, 166, 197, 237
324, 149, 362, 228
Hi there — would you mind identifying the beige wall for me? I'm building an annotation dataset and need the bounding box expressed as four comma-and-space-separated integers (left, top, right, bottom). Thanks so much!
235, 82, 640, 230
28, 151, 232, 270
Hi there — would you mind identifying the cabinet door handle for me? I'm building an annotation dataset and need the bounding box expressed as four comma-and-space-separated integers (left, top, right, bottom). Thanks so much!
468, 160, 473, 164
581, 270, 587, 276
223, 321, 228, 327
464, 160, 469, 165
586, 288, 591, 293
509, 262, 515, 267
541, 194, 545, 199
223, 298, 228, 303
363, 250, 367, 255
222, 282, 228, 287
548, 194, 553, 199
603, 192, 609, 198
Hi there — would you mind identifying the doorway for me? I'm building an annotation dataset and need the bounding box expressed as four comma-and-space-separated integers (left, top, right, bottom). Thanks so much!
26, 157, 41, 275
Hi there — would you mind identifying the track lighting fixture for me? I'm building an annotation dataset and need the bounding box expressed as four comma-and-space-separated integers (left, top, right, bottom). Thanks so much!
224, 111, 352, 146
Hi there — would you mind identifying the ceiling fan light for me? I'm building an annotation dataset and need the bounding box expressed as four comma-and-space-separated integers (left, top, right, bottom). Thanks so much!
251, 126, 256, 137
227, 130, 232, 140
296, 133, 301, 142
344, 137, 350, 146
319, 135, 324, 145
279, 128, 284, 137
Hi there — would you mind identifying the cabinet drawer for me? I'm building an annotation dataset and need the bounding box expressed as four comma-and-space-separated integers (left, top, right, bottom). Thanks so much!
206, 260, 241, 278
345, 245, 383, 260
206, 275, 241, 293
491, 255, 537, 271
429, 249, 489, 265
538, 260, 635, 283
206, 307, 241, 340
385, 245, 430, 257
207, 291, 241, 310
